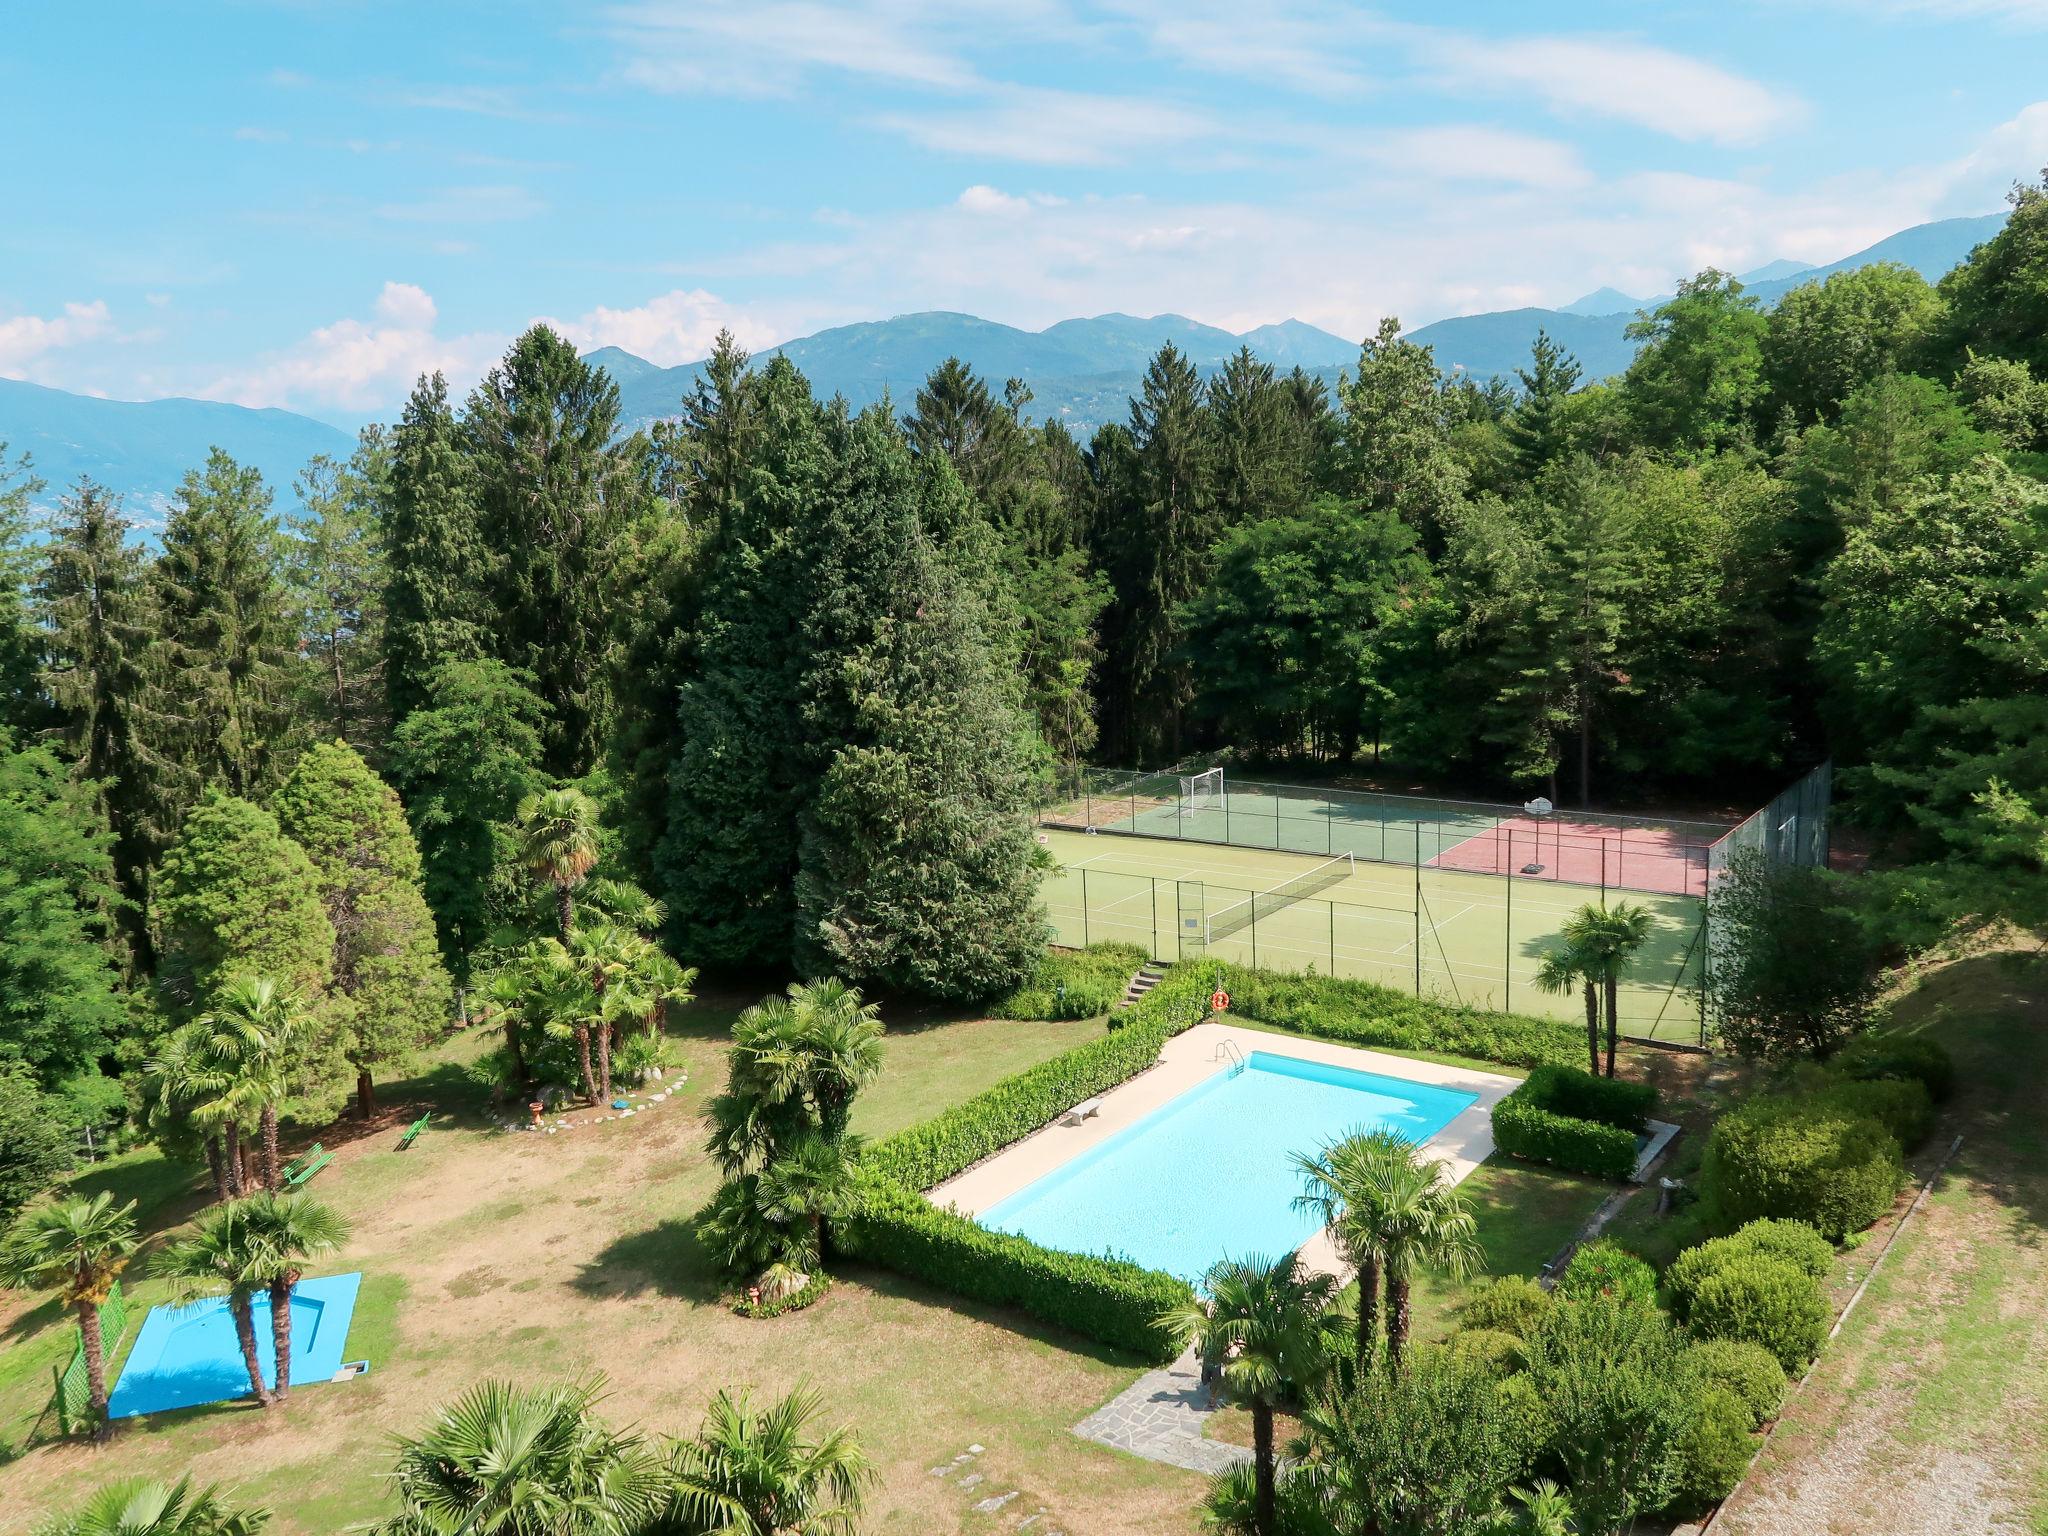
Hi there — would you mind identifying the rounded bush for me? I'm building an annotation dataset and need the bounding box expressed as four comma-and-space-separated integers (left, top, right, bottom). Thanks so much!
1492, 1371, 1551, 1478
1683, 1339, 1787, 1429
1459, 1275, 1553, 1339
1557, 1239, 1658, 1308
1817, 1078, 1934, 1151
1701, 1097, 1903, 1241
1687, 1254, 1830, 1372
1667, 1219, 1834, 1318
1830, 1032, 1954, 1102
1441, 1326, 1524, 1378
1668, 1385, 1756, 1514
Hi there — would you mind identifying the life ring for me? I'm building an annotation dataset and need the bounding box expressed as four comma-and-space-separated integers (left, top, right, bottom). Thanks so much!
1210, 989, 1230, 1013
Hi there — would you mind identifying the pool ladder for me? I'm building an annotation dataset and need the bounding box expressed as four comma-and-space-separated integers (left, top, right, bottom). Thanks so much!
1213, 1039, 1248, 1076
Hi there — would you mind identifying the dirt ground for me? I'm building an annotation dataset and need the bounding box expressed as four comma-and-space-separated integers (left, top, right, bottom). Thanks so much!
1714, 950, 2048, 1536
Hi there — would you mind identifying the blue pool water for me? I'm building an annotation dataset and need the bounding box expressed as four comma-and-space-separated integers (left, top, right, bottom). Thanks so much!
980, 1053, 1478, 1284
108, 1272, 362, 1418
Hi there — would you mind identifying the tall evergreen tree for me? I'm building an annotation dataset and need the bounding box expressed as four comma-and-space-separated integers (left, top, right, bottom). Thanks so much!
657, 357, 827, 968
287, 433, 390, 755
1094, 344, 1216, 762
1505, 329, 1584, 474
793, 412, 1043, 998
465, 325, 634, 776
274, 741, 453, 1117
35, 478, 152, 963
136, 451, 301, 849
0, 446, 45, 735
1209, 347, 1318, 529
384, 372, 491, 729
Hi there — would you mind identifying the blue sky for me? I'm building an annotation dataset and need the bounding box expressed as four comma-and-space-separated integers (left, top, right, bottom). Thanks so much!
4, 0, 2046, 426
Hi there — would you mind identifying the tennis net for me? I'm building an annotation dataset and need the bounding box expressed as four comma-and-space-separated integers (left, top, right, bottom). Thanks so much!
1206, 853, 1355, 943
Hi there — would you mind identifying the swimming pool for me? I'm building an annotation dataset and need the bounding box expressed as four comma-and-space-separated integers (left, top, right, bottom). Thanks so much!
979, 1052, 1479, 1283
108, 1272, 362, 1418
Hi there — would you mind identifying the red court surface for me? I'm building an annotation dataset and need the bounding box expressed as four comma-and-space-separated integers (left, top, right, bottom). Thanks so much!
1425, 816, 1711, 897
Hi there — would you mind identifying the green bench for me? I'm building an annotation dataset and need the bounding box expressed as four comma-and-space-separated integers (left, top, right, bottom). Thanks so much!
397, 1112, 432, 1150
281, 1145, 332, 1188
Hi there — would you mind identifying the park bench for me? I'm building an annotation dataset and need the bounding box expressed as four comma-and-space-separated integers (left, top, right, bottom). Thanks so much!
1060, 1097, 1103, 1127
280, 1145, 332, 1188
397, 1112, 432, 1150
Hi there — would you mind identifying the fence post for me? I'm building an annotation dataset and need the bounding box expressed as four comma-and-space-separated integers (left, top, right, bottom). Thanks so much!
1504, 864, 1513, 1014
1081, 868, 1090, 948
1413, 829, 1422, 995
1329, 900, 1336, 977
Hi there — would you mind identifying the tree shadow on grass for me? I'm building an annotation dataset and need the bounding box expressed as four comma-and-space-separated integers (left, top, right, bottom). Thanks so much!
574, 1218, 724, 1305
835, 1263, 1151, 1373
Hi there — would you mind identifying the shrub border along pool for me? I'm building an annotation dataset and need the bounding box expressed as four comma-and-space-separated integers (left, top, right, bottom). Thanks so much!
844, 953, 1577, 1363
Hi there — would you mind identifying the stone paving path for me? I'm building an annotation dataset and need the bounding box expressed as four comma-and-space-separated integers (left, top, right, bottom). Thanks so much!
1072, 1348, 1251, 1476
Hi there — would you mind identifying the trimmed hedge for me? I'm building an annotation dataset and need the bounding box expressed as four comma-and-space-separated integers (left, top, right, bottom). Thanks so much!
868, 968, 1215, 1191
989, 943, 1153, 1021
1683, 1339, 1787, 1429
1830, 1031, 1954, 1102
1519, 1064, 1657, 1132
1206, 964, 1585, 1070
1812, 1078, 1933, 1152
1491, 1064, 1658, 1181
1701, 1097, 1903, 1241
1685, 1254, 1830, 1372
731, 1273, 831, 1319
1668, 1219, 1834, 1318
1668, 1386, 1756, 1514
840, 1172, 1192, 1361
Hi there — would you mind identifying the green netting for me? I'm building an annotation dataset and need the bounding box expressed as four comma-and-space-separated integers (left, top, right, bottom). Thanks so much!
52, 1281, 128, 1435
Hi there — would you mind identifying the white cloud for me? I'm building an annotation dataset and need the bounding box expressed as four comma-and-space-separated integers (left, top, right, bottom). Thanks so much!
1107, 0, 1371, 95
957, 184, 1034, 216
1818, 0, 2048, 20
205, 282, 497, 414
1354, 126, 1591, 191
0, 301, 117, 378
541, 289, 791, 366
605, 0, 986, 96
1413, 31, 1804, 147
874, 86, 1212, 166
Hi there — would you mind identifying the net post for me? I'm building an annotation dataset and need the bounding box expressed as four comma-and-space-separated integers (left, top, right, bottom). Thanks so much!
1250, 898, 1258, 970
1413, 825, 1422, 995
1151, 877, 1160, 960
1225, 792, 1233, 847
1329, 899, 1335, 976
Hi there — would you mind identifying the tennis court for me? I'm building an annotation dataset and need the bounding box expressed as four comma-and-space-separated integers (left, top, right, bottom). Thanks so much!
1040, 827, 1711, 1044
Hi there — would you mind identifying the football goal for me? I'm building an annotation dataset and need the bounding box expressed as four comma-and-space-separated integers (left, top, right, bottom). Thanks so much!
1181, 767, 1224, 814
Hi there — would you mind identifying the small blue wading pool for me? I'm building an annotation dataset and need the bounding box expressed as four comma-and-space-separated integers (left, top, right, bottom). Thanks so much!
980, 1053, 1478, 1284
108, 1272, 363, 1418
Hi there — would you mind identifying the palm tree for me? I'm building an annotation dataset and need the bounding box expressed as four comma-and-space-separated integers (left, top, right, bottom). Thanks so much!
1347, 1145, 1483, 1370
1534, 936, 1603, 1077
237, 1192, 349, 1402
146, 1024, 245, 1201
1568, 901, 1657, 1077
36, 1475, 269, 1536
709, 981, 883, 1175
641, 950, 697, 1042
754, 1133, 863, 1276
518, 787, 601, 944
663, 1386, 874, 1536
1161, 1255, 1339, 1536
375, 1377, 663, 1536
151, 1202, 276, 1409
788, 980, 885, 1140
193, 977, 311, 1192
0, 1193, 139, 1436
1293, 1128, 1416, 1376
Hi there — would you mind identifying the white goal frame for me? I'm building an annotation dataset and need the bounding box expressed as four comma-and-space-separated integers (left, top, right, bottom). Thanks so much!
1181, 767, 1225, 814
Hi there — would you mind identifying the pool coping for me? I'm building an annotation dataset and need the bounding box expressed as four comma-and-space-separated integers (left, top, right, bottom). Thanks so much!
926, 1019, 1520, 1281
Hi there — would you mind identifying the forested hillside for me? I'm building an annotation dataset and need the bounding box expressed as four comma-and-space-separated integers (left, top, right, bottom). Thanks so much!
2, 177, 2045, 1207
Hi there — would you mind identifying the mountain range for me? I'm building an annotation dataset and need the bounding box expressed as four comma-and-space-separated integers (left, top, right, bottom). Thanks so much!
0, 210, 2007, 522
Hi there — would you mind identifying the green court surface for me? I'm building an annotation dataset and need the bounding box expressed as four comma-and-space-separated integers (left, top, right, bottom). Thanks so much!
1040, 827, 1709, 1044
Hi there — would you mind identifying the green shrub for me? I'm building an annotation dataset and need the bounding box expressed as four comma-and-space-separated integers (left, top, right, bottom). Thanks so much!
1492, 1092, 1640, 1181
1683, 1339, 1787, 1429
1701, 1097, 1903, 1241
1686, 1254, 1830, 1372
1207, 963, 1584, 1070
1667, 1385, 1756, 1514
1829, 1031, 1954, 1102
1558, 1240, 1658, 1307
1460, 1275, 1553, 1339
1441, 1327, 1525, 1378
1814, 1078, 1934, 1151
1667, 1219, 1834, 1318
1492, 1373, 1550, 1479
1520, 1064, 1658, 1131
839, 1170, 1192, 1362
989, 943, 1152, 1021
730, 1272, 830, 1318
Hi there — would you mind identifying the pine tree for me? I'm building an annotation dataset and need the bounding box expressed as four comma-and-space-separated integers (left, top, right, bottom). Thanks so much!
150, 789, 335, 1034
657, 357, 828, 968
274, 741, 454, 1117
0, 446, 45, 735
794, 413, 1042, 999
385, 372, 491, 729
1094, 344, 1217, 762
136, 451, 302, 851
1505, 329, 1584, 474
288, 432, 390, 756
386, 660, 545, 984
34, 478, 152, 965
1209, 347, 1318, 529
465, 325, 634, 776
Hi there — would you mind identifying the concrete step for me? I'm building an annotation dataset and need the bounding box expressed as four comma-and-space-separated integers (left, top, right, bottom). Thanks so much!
1118, 965, 1167, 1008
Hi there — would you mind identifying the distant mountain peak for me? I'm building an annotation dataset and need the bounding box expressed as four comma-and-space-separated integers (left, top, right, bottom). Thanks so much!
1559, 287, 1643, 318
